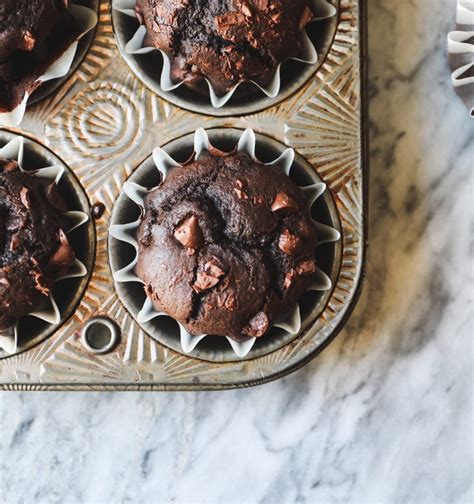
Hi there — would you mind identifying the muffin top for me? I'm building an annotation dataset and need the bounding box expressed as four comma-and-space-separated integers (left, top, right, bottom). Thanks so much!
0, 159, 75, 330
135, 0, 315, 94
136, 149, 318, 341
0, 0, 77, 112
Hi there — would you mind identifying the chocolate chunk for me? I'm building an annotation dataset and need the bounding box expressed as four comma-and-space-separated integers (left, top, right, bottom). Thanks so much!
204, 258, 226, 279
271, 191, 299, 214
242, 311, 270, 338
278, 229, 301, 255
48, 230, 74, 268
174, 215, 203, 250
9, 233, 20, 251
299, 6, 314, 30
252, 0, 269, 10
253, 194, 265, 205
32, 271, 50, 296
19, 187, 30, 209
0, 159, 19, 172
193, 258, 226, 293
91, 202, 106, 219
234, 179, 249, 200
296, 259, 317, 276
19, 30, 36, 51
283, 270, 297, 290
193, 272, 220, 293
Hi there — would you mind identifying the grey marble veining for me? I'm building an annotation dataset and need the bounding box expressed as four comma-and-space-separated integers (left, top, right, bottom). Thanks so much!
1, 0, 473, 503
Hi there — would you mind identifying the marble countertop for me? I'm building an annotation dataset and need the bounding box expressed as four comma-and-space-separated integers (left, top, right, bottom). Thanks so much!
1, 0, 473, 503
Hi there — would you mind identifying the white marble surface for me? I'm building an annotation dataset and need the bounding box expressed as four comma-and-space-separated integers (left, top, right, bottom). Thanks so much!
1, 0, 473, 503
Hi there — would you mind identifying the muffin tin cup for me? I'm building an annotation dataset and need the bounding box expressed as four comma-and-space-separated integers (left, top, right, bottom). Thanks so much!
448, 1, 474, 117
0, 132, 94, 356
112, 0, 337, 115
109, 128, 341, 362
0, 2, 99, 128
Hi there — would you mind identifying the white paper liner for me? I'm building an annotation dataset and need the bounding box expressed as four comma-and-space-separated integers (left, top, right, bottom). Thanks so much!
0, 136, 89, 354
448, 1, 474, 116
112, 0, 336, 108
110, 129, 340, 358
0, 4, 98, 127
457, 0, 474, 25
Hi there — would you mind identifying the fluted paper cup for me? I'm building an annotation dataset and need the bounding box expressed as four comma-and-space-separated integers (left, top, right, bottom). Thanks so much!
448, 0, 474, 116
0, 3, 98, 127
110, 128, 340, 359
0, 136, 89, 354
112, 0, 336, 109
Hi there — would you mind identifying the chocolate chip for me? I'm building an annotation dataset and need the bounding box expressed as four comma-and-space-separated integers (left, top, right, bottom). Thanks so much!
193, 272, 221, 293
174, 215, 203, 250
299, 6, 314, 30
271, 191, 299, 214
48, 230, 74, 268
204, 259, 226, 279
234, 179, 249, 200
252, 0, 269, 10
215, 12, 246, 33
193, 258, 226, 293
19, 187, 30, 209
32, 271, 50, 296
19, 30, 36, 51
91, 202, 106, 219
296, 259, 317, 276
278, 229, 301, 255
9, 233, 20, 251
224, 292, 236, 310
283, 270, 297, 290
0, 160, 18, 172
242, 311, 270, 338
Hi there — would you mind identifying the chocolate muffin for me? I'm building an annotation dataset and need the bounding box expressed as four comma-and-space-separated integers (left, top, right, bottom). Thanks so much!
0, 0, 79, 112
135, 0, 315, 95
136, 149, 318, 341
0, 158, 75, 330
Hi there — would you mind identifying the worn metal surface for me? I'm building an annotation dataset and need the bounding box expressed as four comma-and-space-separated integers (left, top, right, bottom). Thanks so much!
0, 0, 367, 390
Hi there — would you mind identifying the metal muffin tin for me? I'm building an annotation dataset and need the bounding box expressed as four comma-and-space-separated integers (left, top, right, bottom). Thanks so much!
0, 0, 368, 390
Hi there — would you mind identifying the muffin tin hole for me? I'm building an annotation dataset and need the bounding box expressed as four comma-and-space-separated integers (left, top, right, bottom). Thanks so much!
81, 318, 120, 354
112, 0, 339, 117
0, 131, 95, 359
109, 128, 342, 363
